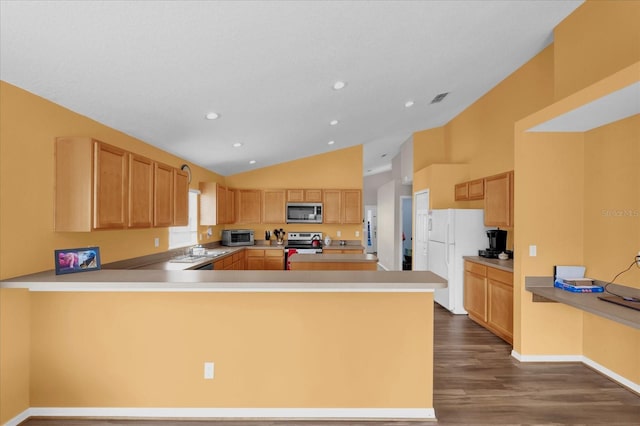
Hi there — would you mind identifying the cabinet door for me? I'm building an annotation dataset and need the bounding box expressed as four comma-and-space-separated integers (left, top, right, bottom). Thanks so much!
287, 189, 304, 202
153, 162, 174, 227
173, 168, 189, 226
484, 171, 513, 227
217, 185, 229, 224
304, 189, 322, 202
342, 189, 362, 224
464, 267, 487, 322
199, 182, 218, 225
323, 190, 341, 224
226, 188, 236, 224
263, 189, 286, 224
265, 251, 284, 270
454, 182, 468, 201
468, 179, 485, 200
236, 190, 262, 224
128, 153, 154, 228
488, 278, 513, 343
94, 142, 128, 229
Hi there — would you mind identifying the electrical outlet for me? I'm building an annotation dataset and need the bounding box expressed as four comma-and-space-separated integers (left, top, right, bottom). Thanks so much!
154, 237, 160, 248
355, 231, 360, 237
337, 231, 341, 237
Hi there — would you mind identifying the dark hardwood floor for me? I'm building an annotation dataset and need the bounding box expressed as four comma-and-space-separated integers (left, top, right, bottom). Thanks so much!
21, 304, 640, 426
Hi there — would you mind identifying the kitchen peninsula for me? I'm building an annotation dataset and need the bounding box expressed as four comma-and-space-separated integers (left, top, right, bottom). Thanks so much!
1, 268, 446, 423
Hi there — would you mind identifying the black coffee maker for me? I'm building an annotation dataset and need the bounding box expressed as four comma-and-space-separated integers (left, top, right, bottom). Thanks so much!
479, 229, 511, 258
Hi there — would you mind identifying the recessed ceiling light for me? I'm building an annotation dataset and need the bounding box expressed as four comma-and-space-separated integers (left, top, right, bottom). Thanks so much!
328, 140, 335, 145
333, 81, 346, 90
249, 160, 256, 164
205, 112, 219, 120
330, 119, 339, 126
405, 100, 415, 108
232, 142, 243, 148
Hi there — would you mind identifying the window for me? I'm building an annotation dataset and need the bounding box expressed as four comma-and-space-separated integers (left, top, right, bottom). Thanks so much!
169, 190, 199, 249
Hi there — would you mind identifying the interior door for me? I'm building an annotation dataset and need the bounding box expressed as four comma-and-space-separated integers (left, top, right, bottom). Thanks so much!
364, 205, 377, 254
413, 190, 429, 271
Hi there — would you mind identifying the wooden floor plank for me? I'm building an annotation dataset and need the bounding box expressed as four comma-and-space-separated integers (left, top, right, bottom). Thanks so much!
21, 304, 640, 425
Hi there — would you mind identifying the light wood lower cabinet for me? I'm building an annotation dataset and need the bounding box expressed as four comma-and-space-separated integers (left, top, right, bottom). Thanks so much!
464, 260, 513, 344
214, 250, 246, 270
245, 249, 284, 270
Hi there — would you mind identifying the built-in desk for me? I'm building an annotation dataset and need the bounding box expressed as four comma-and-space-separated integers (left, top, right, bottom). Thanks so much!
525, 277, 640, 330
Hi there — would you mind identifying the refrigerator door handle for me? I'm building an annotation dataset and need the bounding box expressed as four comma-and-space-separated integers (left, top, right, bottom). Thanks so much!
445, 223, 450, 265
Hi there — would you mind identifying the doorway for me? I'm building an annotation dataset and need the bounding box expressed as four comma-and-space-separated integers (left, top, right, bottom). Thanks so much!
413, 189, 430, 271
364, 205, 377, 254
400, 196, 412, 270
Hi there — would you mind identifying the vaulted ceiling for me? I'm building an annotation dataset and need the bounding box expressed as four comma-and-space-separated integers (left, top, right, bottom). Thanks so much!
0, 0, 583, 176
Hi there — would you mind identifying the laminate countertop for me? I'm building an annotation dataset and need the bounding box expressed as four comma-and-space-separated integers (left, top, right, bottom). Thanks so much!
0, 269, 447, 293
463, 256, 514, 273
289, 253, 378, 263
525, 276, 639, 330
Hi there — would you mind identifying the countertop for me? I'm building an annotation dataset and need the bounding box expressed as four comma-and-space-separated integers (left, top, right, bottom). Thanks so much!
525, 276, 639, 330
463, 256, 514, 272
0, 269, 447, 293
289, 253, 378, 263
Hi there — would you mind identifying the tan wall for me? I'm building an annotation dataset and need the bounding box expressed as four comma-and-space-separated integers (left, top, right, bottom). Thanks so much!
583, 115, 640, 287
26, 291, 433, 409
553, 0, 640, 100
224, 146, 363, 242
0, 289, 30, 425
413, 164, 475, 210
413, 127, 447, 171
0, 82, 223, 280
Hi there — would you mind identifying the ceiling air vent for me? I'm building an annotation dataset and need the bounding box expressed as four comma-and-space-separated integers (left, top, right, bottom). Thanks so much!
430, 92, 449, 104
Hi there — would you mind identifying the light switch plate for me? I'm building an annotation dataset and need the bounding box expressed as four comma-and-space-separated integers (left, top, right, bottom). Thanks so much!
529, 245, 537, 257
204, 362, 214, 379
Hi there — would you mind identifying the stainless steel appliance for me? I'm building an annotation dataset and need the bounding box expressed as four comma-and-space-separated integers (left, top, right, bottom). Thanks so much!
286, 203, 323, 224
221, 229, 254, 246
284, 232, 323, 269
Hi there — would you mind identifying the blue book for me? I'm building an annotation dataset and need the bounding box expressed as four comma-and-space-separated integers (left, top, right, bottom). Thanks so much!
554, 279, 604, 293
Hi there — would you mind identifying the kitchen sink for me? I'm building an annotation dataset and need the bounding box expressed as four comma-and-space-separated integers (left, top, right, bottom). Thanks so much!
170, 255, 209, 263
205, 249, 230, 257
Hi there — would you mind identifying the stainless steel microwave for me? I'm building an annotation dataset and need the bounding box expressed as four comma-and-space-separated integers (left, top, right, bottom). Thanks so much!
286, 203, 323, 224
221, 229, 254, 246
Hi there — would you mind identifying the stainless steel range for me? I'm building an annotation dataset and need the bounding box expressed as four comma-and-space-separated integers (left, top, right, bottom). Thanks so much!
285, 232, 323, 270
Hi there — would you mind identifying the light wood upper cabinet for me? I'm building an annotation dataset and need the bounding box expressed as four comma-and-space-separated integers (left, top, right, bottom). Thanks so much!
263, 189, 286, 224
287, 189, 322, 202
342, 189, 362, 224
55, 136, 187, 231
484, 171, 513, 227
128, 154, 154, 228
173, 168, 189, 226
455, 178, 484, 201
468, 179, 485, 200
322, 189, 361, 224
199, 182, 235, 225
236, 189, 262, 224
153, 162, 174, 227
322, 190, 341, 224
94, 141, 128, 230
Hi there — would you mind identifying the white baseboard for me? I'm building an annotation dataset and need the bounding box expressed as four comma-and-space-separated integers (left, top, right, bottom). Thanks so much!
4, 407, 435, 425
3, 408, 30, 426
511, 350, 639, 395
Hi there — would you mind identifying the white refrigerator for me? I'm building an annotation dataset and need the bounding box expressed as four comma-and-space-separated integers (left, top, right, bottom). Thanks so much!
428, 209, 487, 314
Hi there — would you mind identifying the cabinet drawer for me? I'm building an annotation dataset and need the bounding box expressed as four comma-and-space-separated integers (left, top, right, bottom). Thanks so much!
265, 250, 283, 257
246, 249, 264, 257
487, 267, 513, 286
465, 261, 486, 276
